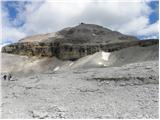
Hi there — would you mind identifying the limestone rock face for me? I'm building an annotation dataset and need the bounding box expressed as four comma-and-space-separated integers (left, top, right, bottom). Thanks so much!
1, 23, 159, 60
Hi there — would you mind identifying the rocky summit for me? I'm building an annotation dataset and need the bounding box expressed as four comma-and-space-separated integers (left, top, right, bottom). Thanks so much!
2, 23, 158, 60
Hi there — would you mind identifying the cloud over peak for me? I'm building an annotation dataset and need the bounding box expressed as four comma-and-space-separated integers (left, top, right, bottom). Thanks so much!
1, 0, 159, 43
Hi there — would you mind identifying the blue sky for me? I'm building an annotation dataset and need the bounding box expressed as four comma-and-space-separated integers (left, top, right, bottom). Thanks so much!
149, 1, 159, 24
1, 0, 159, 44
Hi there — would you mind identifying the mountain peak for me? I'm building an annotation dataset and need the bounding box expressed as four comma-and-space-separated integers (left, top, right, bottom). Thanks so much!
58, 23, 112, 35
19, 23, 138, 44
56, 23, 138, 44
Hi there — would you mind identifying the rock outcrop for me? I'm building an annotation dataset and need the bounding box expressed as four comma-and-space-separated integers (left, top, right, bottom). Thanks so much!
1, 23, 159, 60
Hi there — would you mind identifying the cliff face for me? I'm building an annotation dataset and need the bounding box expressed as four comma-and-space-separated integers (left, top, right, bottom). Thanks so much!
2, 39, 158, 60
1, 23, 159, 60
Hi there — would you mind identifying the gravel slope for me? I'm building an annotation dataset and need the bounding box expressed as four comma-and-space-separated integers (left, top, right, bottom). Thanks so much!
108, 44, 159, 66
1, 60, 159, 118
0, 44, 159, 118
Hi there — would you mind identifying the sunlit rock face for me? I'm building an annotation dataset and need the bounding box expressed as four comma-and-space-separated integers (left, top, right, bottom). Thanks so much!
1, 23, 159, 60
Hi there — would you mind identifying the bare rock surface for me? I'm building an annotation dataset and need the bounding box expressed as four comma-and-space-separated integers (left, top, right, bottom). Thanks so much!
1, 60, 158, 118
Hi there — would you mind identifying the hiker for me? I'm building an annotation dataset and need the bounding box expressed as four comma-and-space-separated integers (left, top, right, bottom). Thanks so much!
3, 75, 7, 80
8, 74, 12, 81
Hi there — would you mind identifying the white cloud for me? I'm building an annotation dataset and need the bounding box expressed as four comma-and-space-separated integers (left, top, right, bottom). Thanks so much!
1, 4, 26, 43
137, 20, 159, 36
1, 0, 159, 43
21, 1, 89, 35
117, 16, 149, 35
22, 0, 153, 34
2, 26, 26, 43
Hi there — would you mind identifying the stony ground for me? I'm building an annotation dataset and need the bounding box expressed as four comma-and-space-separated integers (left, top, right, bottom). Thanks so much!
1, 60, 159, 119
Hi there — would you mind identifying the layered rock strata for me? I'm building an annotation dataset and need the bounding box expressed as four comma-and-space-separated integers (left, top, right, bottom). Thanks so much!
2, 39, 158, 60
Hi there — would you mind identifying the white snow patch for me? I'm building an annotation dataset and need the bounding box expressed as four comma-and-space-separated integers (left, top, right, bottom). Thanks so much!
102, 52, 110, 61
98, 62, 103, 65
54, 66, 60, 71
103, 64, 107, 67
69, 62, 74, 66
